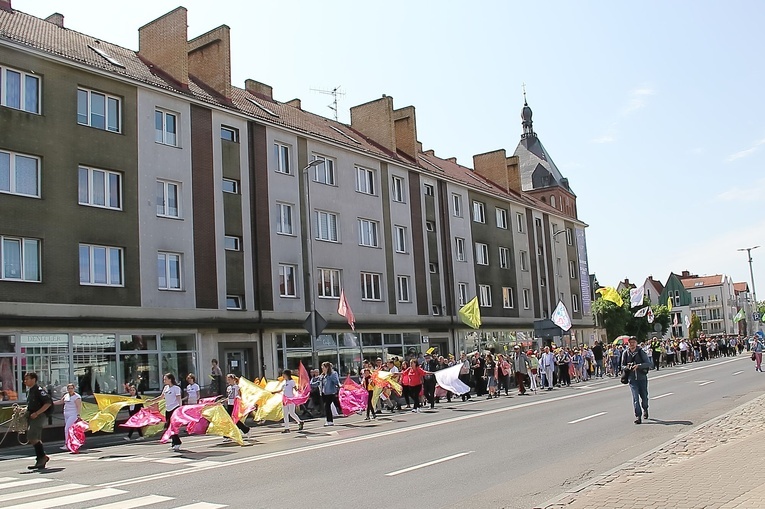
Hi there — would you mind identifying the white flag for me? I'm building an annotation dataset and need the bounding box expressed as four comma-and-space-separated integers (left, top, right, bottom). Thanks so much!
647, 308, 655, 324
551, 301, 572, 331
684, 315, 690, 328
434, 363, 471, 395
634, 306, 649, 318
629, 285, 645, 308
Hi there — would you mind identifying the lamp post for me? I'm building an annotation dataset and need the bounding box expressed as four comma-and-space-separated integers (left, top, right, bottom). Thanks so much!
738, 246, 760, 332
303, 159, 326, 369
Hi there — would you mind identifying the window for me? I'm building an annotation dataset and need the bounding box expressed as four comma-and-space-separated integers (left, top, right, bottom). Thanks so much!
541, 277, 547, 287
520, 250, 529, 271
155, 179, 178, 217
674, 290, 680, 306
523, 288, 531, 309
452, 194, 463, 217
279, 264, 297, 297
0, 150, 39, 197
535, 217, 542, 230
693, 296, 704, 305
79, 244, 123, 286
394, 226, 407, 253
1, 65, 39, 113
222, 178, 239, 194
479, 284, 492, 307
276, 203, 294, 235
550, 195, 556, 208
552, 224, 560, 242
472, 201, 485, 223
391, 176, 405, 202
455, 237, 466, 262
356, 166, 376, 195
274, 142, 291, 174
432, 305, 442, 316
572, 293, 580, 312
358, 219, 379, 247
224, 236, 241, 251
1, 236, 40, 281
312, 155, 335, 185
516, 213, 525, 233
425, 221, 435, 232
316, 211, 339, 242
221, 126, 239, 142
556, 258, 562, 278
499, 247, 510, 269
475, 243, 489, 265
423, 183, 434, 196
566, 227, 573, 246
318, 268, 341, 298
157, 252, 182, 290
496, 208, 508, 229
361, 272, 382, 301
502, 287, 514, 309
537, 246, 544, 256
429, 263, 438, 274
397, 275, 411, 303
155, 109, 178, 146
709, 294, 718, 303
458, 283, 468, 306
569, 260, 577, 279
226, 295, 243, 310
77, 88, 120, 132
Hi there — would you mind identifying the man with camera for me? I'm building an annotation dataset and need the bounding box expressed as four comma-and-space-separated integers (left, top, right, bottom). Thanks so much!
621, 337, 651, 424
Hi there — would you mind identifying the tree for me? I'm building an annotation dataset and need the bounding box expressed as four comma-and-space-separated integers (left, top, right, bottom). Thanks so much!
689, 313, 701, 339
592, 288, 670, 342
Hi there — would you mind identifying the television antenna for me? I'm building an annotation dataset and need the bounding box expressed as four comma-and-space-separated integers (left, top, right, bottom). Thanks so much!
310, 85, 345, 121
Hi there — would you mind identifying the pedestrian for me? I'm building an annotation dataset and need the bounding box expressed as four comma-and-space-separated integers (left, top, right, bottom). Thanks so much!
361, 368, 376, 420
124, 383, 144, 441
185, 374, 200, 405
225, 374, 251, 438
484, 353, 497, 399
650, 337, 662, 371
23, 372, 52, 469
621, 337, 651, 424
497, 354, 512, 396
320, 362, 341, 426
511, 346, 530, 395
280, 369, 304, 433
422, 354, 439, 409
210, 359, 223, 396
402, 359, 431, 413
540, 346, 555, 390
471, 352, 486, 396
592, 341, 604, 378
151, 373, 182, 452
752, 337, 763, 372
54, 383, 82, 451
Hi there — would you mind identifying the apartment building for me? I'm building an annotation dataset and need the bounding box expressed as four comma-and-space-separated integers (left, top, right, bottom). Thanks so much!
0, 4, 592, 402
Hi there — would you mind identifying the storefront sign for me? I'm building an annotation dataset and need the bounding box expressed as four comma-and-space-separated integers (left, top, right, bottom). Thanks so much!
20, 334, 68, 346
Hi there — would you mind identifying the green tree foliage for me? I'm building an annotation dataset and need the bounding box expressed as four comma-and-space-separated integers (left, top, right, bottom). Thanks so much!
592, 288, 670, 341
689, 313, 702, 339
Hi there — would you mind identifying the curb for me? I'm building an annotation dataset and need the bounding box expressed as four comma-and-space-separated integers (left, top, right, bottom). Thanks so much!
533, 392, 765, 509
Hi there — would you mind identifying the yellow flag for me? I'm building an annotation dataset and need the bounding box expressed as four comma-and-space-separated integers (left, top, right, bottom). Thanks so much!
596, 287, 623, 307
459, 296, 482, 329
202, 403, 243, 445
667, 296, 673, 312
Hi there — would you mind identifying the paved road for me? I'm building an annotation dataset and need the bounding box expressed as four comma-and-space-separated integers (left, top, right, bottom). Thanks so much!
1, 355, 762, 509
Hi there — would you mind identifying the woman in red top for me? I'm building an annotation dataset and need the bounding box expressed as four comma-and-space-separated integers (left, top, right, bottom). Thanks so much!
402, 359, 431, 413
399, 360, 412, 408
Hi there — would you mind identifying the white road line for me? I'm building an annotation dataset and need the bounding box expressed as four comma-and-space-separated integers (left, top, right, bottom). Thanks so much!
86, 495, 174, 509
652, 393, 674, 400
100, 356, 746, 489
0, 478, 50, 490
733, 371, 744, 376
4, 488, 126, 509
567, 412, 606, 424
0, 483, 88, 503
153, 457, 194, 464
385, 451, 472, 477
119, 456, 152, 463
699, 380, 715, 386
173, 503, 227, 509
0, 477, 21, 484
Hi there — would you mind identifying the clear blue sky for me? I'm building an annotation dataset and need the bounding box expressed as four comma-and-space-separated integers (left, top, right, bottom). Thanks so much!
16, 0, 765, 296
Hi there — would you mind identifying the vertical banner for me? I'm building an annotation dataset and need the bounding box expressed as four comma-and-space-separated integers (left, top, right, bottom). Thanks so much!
575, 228, 591, 314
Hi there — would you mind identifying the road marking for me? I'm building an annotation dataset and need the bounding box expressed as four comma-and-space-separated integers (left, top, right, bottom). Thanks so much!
385, 451, 472, 477
568, 412, 606, 424
0, 477, 20, 484
6, 488, 126, 509
173, 503, 228, 509
652, 393, 674, 400
699, 380, 715, 386
0, 478, 50, 490
733, 371, 744, 376
153, 457, 194, 464
86, 495, 175, 509
99, 356, 746, 488
572, 385, 593, 390
0, 483, 88, 503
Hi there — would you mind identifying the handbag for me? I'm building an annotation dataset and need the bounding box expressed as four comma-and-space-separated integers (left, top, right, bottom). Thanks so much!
620, 369, 630, 384
752, 352, 756, 361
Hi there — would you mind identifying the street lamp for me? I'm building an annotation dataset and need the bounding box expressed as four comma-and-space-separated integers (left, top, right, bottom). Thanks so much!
738, 246, 760, 332
303, 159, 326, 369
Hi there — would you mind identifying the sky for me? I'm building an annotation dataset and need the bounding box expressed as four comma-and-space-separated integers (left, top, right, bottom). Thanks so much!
14, 0, 765, 297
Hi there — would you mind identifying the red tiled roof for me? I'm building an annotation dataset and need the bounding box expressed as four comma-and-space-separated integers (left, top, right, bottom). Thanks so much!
681, 275, 724, 289
734, 282, 749, 293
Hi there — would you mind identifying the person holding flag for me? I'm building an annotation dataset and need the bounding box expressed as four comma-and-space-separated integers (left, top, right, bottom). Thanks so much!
279, 369, 304, 433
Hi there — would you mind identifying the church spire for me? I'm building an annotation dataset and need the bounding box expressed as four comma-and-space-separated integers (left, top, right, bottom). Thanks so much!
521, 84, 535, 139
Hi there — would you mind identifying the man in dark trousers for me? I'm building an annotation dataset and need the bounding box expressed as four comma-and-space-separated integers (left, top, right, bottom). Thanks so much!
423, 353, 439, 409
23, 372, 52, 470
650, 337, 662, 370
592, 341, 604, 378
621, 337, 651, 424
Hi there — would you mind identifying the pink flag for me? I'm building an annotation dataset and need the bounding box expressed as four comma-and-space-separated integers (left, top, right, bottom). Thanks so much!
337, 289, 356, 331
66, 419, 89, 454
338, 375, 367, 416
160, 405, 205, 443
120, 407, 165, 428
282, 361, 312, 406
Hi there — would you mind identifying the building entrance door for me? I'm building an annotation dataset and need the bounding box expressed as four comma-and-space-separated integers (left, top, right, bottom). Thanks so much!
224, 349, 248, 378
429, 339, 449, 358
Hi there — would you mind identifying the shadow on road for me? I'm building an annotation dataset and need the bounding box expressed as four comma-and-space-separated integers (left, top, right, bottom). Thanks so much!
644, 419, 693, 426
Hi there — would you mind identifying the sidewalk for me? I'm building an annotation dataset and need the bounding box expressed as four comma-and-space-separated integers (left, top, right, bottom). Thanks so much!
537, 393, 765, 509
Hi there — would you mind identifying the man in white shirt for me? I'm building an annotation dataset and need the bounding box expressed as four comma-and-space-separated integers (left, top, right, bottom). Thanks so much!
540, 346, 556, 391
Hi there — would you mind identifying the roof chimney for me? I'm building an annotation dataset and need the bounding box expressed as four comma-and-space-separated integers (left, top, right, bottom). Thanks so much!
45, 13, 64, 27
392, 105, 418, 160
138, 7, 189, 87
286, 98, 301, 109
0, 1, 11, 13
473, 149, 522, 194
245, 79, 273, 100
188, 25, 231, 99
350, 96, 396, 153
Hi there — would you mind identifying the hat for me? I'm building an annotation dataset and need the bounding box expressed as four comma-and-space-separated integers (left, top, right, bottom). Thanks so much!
513, 345, 520, 350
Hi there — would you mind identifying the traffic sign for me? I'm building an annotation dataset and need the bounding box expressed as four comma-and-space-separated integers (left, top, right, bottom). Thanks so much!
754, 312, 762, 321
302, 310, 328, 337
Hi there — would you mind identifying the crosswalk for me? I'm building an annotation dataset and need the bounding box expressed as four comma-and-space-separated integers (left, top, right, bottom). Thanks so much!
0, 476, 226, 509
54, 454, 224, 469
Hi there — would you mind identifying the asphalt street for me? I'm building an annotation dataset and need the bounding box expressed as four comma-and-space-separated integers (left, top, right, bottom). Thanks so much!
1, 354, 762, 509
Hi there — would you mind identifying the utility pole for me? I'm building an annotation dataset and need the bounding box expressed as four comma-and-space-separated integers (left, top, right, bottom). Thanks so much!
738, 246, 760, 331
